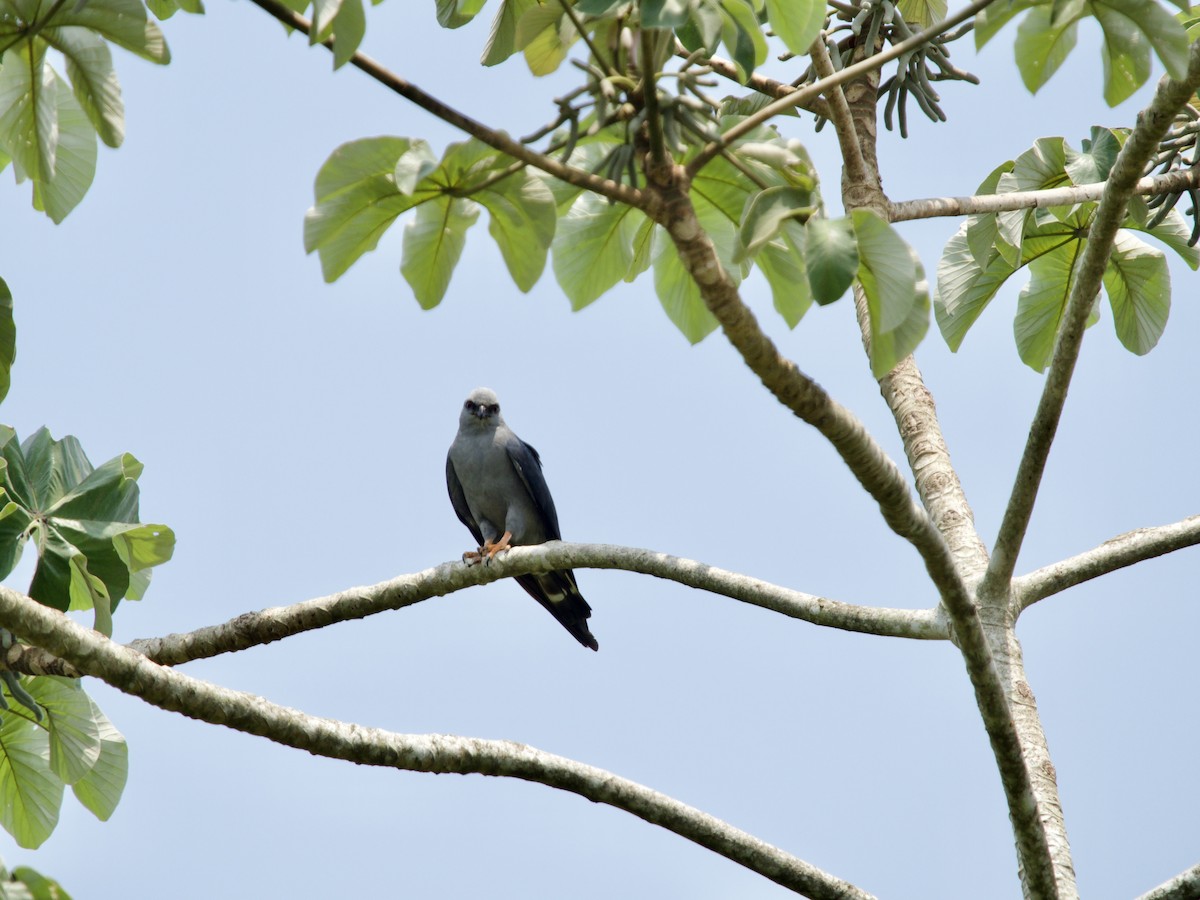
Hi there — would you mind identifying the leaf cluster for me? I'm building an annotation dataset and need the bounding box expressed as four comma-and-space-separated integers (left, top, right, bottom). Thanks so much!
935, 129, 1200, 369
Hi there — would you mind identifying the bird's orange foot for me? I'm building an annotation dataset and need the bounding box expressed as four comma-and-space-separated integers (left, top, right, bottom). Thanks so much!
462, 549, 483, 565
482, 531, 513, 565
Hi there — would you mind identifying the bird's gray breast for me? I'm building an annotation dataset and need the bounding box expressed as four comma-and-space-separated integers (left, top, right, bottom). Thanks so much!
449, 429, 547, 545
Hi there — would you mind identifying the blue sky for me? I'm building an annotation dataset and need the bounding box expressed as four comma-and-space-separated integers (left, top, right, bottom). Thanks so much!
1, 2, 1197, 897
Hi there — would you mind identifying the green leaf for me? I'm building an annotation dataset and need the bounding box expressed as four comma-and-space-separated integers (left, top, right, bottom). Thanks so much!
400, 196, 480, 309
69, 695, 126, 821
311, 0, 345, 42
1064, 126, 1122, 184
0, 279, 14, 406
974, 0, 1035, 47
935, 223, 1018, 350
757, 219, 811, 328
29, 77, 97, 224
718, 0, 767, 80
481, 0, 539, 65
8, 866, 72, 900
1104, 230, 1170, 355
763, 0, 822, 56
575, 0, 628, 13
477, 169, 557, 292
625, 216, 657, 282
52, 0, 170, 64
1014, 245, 1081, 371
642, 0, 693, 28
805, 216, 858, 305
736, 185, 815, 262
519, 5, 576, 75
331, 0, 366, 68
868, 256, 930, 378
437, 0, 487, 28
0, 43, 57, 186
0, 707, 62, 848
1012, 136, 1070, 191
145, 0, 205, 19
677, 0, 722, 51
1094, 0, 1152, 105
852, 208, 920, 333
26, 678, 99, 786
305, 137, 430, 282
1125, 206, 1200, 270
853, 210, 929, 375
551, 193, 643, 309
653, 243, 720, 343
1013, 4, 1080, 93
392, 141, 438, 194
44, 26, 124, 149
896, 0, 947, 26
1096, 0, 1188, 82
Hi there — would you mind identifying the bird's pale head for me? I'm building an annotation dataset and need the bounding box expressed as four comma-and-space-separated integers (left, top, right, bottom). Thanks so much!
460, 387, 503, 429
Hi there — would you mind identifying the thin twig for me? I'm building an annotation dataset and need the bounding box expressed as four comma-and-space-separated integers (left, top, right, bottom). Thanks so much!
980, 42, 1200, 601
685, 0, 1000, 176
640, 30, 667, 167
557, 0, 615, 75
248, 0, 645, 209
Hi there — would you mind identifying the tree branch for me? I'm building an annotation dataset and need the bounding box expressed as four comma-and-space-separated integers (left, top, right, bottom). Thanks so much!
0, 543, 946, 677
0, 585, 875, 900
1013, 515, 1200, 613
889, 167, 1200, 223
808, 36, 872, 193
247, 0, 645, 208
1136, 862, 1200, 900
684, 0, 999, 177
980, 44, 1200, 601
644, 165, 1061, 897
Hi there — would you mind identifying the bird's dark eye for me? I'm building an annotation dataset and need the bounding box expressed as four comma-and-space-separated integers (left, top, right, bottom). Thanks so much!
487, 403, 499, 415
465, 400, 476, 412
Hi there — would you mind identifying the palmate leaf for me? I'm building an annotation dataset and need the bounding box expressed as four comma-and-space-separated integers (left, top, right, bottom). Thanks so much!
980, 0, 1187, 106
304, 137, 435, 281
481, 0, 538, 65
805, 216, 858, 305
437, 0, 488, 28
757, 220, 812, 328
69, 694, 127, 821
0, 428, 174, 633
1104, 230, 1170, 355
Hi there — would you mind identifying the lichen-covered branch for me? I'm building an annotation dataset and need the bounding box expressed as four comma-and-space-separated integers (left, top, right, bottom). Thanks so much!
889, 168, 1200, 223
0, 543, 946, 677
1014, 515, 1200, 613
982, 43, 1200, 599
0, 585, 874, 900
1136, 862, 1200, 900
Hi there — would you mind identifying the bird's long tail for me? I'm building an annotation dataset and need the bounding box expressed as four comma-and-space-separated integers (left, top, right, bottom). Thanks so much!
516, 571, 599, 651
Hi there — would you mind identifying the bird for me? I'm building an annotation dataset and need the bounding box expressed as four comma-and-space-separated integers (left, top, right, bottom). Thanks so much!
446, 387, 599, 651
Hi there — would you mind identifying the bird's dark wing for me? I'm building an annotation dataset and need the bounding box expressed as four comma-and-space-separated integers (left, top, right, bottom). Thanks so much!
446, 455, 484, 547
505, 439, 562, 540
